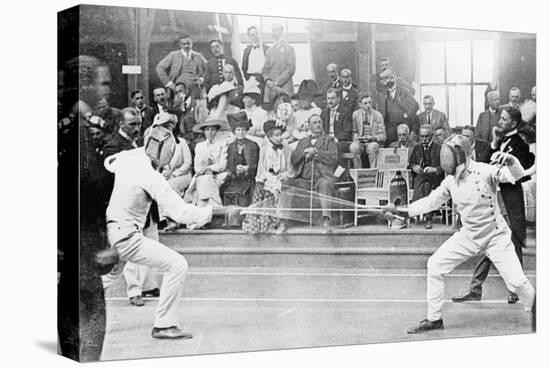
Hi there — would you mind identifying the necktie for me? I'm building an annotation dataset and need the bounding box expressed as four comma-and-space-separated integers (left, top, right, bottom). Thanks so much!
427, 113, 431, 125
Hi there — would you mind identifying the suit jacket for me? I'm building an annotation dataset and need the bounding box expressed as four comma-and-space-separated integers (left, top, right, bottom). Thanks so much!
242, 43, 269, 79
320, 104, 353, 142
102, 131, 137, 158
155, 50, 207, 86
352, 108, 386, 143
341, 86, 359, 111
134, 105, 156, 136
472, 139, 491, 163
262, 39, 296, 97
417, 109, 450, 133
380, 86, 420, 143
475, 108, 500, 142
290, 134, 338, 181
227, 138, 260, 180
203, 56, 244, 95
492, 131, 534, 246
388, 139, 417, 161
409, 142, 444, 187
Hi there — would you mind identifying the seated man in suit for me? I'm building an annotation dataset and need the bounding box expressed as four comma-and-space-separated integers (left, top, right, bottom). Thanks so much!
461, 125, 491, 163
340, 69, 359, 111
433, 126, 448, 145
320, 88, 353, 167
349, 93, 386, 168
319, 63, 342, 108
389, 123, 416, 162
409, 124, 444, 229
417, 95, 450, 136
277, 114, 339, 234
475, 90, 501, 142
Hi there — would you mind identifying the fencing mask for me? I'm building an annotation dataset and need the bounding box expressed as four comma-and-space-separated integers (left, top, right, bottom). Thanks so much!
144, 126, 176, 169
440, 134, 471, 176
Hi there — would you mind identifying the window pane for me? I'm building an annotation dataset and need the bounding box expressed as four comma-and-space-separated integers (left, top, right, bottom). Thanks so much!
420, 86, 446, 114
473, 85, 488, 124
473, 40, 493, 82
260, 16, 289, 32
448, 85, 471, 127
291, 43, 313, 86
286, 18, 309, 33
420, 42, 445, 83
236, 15, 261, 34
446, 41, 471, 83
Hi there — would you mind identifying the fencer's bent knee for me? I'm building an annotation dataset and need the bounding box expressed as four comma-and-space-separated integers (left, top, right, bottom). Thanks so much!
172, 254, 189, 275
426, 255, 442, 276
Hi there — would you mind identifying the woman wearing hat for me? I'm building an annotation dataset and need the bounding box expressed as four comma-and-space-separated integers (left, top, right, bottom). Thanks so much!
242, 78, 269, 146
183, 116, 230, 208
242, 120, 293, 234
221, 112, 260, 224
292, 79, 323, 135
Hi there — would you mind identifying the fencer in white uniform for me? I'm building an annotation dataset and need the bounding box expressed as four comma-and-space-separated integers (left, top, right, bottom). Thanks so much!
104, 126, 228, 339
386, 134, 535, 333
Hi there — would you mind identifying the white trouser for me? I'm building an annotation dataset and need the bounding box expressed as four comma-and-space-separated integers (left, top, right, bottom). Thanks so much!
106, 223, 188, 328
426, 230, 535, 321
102, 222, 160, 298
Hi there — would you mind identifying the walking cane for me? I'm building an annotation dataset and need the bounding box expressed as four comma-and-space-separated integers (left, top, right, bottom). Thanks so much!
309, 159, 314, 228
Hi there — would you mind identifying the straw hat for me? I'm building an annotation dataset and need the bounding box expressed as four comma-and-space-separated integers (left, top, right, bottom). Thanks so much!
243, 78, 261, 97
207, 81, 238, 102
192, 114, 229, 133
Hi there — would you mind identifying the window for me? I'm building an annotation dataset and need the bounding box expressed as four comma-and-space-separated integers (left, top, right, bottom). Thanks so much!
236, 15, 312, 86
420, 40, 494, 127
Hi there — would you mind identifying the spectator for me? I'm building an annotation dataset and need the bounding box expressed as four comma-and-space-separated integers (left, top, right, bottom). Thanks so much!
170, 82, 201, 154
130, 89, 155, 136
475, 90, 501, 142
277, 114, 339, 234
377, 57, 415, 96
417, 95, 450, 136
461, 125, 491, 163
320, 63, 342, 107
222, 111, 260, 215
242, 79, 269, 145
409, 124, 444, 229
292, 79, 323, 136
340, 69, 359, 111
350, 93, 386, 168
103, 108, 141, 157
388, 123, 416, 162
203, 39, 243, 96
503, 86, 521, 109
241, 25, 269, 96
379, 69, 420, 145
262, 24, 296, 109
184, 116, 230, 207
151, 87, 169, 115
433, 126, 447, 145
320, 88, 353, 166
242, 120, 293, 234
156, 34, 206, 99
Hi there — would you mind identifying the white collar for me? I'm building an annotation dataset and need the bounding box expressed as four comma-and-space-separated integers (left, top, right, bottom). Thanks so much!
504, 129, 518, 138
342, 84, 352, 90
118, 128, 135, 143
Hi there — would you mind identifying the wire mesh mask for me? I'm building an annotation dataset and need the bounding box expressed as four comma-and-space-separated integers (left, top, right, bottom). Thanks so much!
144, 126, 176, 169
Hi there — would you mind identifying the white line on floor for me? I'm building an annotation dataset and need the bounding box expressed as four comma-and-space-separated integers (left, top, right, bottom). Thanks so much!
105, 297, 515, 304
185, 271, 536, 278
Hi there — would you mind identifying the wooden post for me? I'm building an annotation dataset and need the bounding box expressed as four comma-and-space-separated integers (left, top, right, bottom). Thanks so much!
356, 22, 371, 93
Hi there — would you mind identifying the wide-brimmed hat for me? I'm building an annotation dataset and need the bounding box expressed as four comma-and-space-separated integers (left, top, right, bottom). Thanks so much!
293, 79, 322, 99
243, 78, 261, 97
227, 111, 252, 131
207, 81, 238, 102
192, 115, 229, 133
263, 119, 284, 135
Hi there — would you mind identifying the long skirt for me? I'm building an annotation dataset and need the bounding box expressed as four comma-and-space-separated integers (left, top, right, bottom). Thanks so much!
242, 182, 280, 234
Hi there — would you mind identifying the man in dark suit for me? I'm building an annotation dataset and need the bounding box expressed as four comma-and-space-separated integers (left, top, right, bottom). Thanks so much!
340, 69, 359, 112
409, 124, 444, 229
241, 25, 269, 95
320, 88, 353, 166
417, 95, 450, 136
379, 69, 420, 145
475, 90, 501, 142
452, 106, 535, 304
155, 34, 207, 100
129, 89, 155, 137
277, 114, 339, 234
151, 87, 170, 116
319, 63, 343, 108
203, 39, 243, 96
461, 125, 491, 163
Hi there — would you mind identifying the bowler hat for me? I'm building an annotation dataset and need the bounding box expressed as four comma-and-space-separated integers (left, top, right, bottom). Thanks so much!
227, 111, 252, 131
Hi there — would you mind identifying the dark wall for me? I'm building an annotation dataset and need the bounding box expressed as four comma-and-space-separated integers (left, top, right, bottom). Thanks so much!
498, 38, 536, 103
375, 40, 416, 84
310, 41, 357, 87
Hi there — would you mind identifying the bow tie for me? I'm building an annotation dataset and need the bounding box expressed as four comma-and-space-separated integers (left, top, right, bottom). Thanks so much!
271, 143, 283, 151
